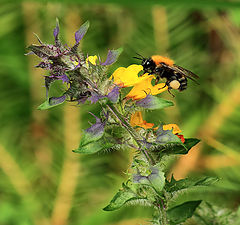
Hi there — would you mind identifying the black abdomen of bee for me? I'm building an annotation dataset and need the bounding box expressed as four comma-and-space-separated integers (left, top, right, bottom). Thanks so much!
178, 76, 188, 91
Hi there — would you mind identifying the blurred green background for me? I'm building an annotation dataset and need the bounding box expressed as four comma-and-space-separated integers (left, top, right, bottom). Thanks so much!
1, 0, 240, 224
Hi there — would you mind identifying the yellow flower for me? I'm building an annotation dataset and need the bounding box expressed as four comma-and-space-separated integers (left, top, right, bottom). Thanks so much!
86, 55, 98, 66
130, 111, 154, 129
126, 76, 167, 100
111, 65, 148, 87
111, 64, 168, 100
163, 124, 182, 134
130, 112, 185, 143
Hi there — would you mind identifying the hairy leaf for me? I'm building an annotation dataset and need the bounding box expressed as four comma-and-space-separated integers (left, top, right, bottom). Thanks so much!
103, 184, 144, 211
167, 201, 202, 225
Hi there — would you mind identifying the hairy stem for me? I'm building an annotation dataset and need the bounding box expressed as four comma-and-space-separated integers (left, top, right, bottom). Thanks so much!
157, 200, 167, 225
106, 102, 156, 165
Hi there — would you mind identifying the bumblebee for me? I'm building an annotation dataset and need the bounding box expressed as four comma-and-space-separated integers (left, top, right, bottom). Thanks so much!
134, 54, 199, 95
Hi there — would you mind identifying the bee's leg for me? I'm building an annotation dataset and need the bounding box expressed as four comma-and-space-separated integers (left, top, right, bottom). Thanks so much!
168, 89, 175, 97
155, 76, 160, 85
159, 70, 164, 78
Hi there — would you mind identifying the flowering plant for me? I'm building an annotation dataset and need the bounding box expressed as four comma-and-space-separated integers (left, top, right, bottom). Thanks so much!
27, 19, 218, 225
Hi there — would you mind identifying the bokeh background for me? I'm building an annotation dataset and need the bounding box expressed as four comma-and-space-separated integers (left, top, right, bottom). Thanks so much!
1, 0, 240, 224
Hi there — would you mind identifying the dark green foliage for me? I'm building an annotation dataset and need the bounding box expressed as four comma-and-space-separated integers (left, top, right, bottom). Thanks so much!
167, 200, 202, 225
103, 183, 146, 211
165, 176, 219, 192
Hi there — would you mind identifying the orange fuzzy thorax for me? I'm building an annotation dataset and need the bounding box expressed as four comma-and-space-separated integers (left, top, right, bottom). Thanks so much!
151, 55, 174, 66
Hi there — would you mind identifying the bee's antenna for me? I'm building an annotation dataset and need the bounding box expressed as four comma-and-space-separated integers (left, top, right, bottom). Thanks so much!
133, 56, 142, 60
135, 52, 144, 58
168, 89, 175, 97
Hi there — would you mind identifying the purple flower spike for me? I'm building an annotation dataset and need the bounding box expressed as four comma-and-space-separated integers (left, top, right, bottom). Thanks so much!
49, 95, 66, 106
75, 21, 90, 44
53, 18, 60, 41
85, 113, 105, 140
38, 95, 66, 110
100, 48, 123, 66
89, 92, 104, 104
107, 86, 120, 103
58, 74, 69, 83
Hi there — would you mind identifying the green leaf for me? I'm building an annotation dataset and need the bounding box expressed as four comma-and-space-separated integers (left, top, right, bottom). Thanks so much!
133, 166, 165, 194
73, 139, 113, 154
151, 138, 200, 156
37, 96, 66, 110
103, 184, 143, 211
183, 138, 200, 151
149, 169, 165, 194
136, 95, 174, 110
165, 176, 219, 192
167, 201, 202, 225
169, 138, 200, 154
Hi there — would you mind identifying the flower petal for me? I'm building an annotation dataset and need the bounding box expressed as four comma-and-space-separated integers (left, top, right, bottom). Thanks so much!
85, 113, 105, 140
111, 64, 148, 87
101, 48, 123, 66
163, 124, 182, 134
130, 111, 154, 129
53, 18, 60, 44
126, 76, 168, 100
136, 95, 173, 110
86, 55, 98, 65
75, 21, 90, 44
107, 86, 120, 103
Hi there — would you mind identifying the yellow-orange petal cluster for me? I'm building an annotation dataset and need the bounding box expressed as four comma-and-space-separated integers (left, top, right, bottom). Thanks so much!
110, 64, 168, 99
130, 112, 185, 143
163, 124, 182, 134
130, 111, 154, 129
163, 124, 185, 143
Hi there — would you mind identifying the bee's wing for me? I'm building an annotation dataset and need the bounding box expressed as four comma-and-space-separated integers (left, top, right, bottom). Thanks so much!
174, 65, 199, 79
160, 63, 199, 84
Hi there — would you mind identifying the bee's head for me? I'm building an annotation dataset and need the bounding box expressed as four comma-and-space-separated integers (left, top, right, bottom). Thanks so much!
133, 53, 156, 74
141, 58, 156, 74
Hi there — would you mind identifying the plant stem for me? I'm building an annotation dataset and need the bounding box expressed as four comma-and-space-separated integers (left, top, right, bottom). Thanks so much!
106, 103, 156, 165
158, 200, 167, 225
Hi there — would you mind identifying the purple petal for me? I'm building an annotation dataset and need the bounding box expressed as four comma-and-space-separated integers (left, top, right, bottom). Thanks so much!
136, 95, 174, 110
85, 113, 104, 139
136, 95, 153, 108
58, 74, 69, 83
100, 48, 123, 66
53, 18, 60, 39
49, 95, 66, 106
133, 174, 147, 183
75, 21, 90, 44
156, 126, 180, 144
89, 92, 104, 104
107, 86, 120, 103
77, 96, 89, 104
